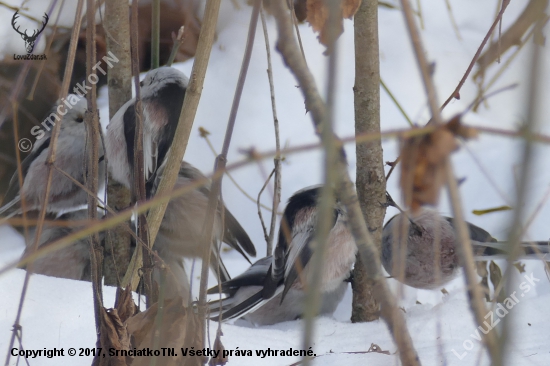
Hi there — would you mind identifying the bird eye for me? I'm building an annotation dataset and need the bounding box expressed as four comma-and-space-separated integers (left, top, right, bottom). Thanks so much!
76, 116, 84, 123
139, 81, 144, 87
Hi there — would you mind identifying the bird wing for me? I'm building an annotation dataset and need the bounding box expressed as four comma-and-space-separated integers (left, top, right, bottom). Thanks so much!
0, 137, 51, 215
208, 256, 272, 295
444, 217, 496, 242
177, 162, 257, 260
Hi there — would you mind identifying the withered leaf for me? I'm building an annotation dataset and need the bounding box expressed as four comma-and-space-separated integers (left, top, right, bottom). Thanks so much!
94, 307, 131, 366
400, 116, 477, 212
513, 261, 526, 273
126, 297, 205, 366
208, 330, 228, 366
305, 0, 362, 47
115, 286, 139, 324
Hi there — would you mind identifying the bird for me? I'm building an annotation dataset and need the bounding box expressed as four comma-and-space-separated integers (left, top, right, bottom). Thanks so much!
381, 207, 550, 289
19, 209, 104, 281
105, 66, 255, 299
0, 95, 105, 218
105, 66, 189, 196
150, 161, 256, 302
206, 186, 357, 326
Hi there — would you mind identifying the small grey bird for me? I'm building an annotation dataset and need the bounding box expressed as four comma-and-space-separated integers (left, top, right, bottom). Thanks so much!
150, 161, 256, 301
0, 95, 105, 217
105, 67, 255, 299
207, 186, 357, 325
19, 209, 103, 281
105, 66, 188, 195
381, 208, 550, 289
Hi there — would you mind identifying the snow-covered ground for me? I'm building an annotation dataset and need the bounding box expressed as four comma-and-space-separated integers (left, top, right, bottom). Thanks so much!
1, 0, 550, 365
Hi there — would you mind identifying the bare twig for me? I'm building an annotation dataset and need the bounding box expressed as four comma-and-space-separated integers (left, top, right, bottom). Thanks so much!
196, 0, 261, 351
130, 0, 154, 307
444, 0, 462, 40
167, 26, 186, 67
289, 0, 307, 61
271, 2, 420, 365
476, 0, 548, 76
257, 168, 275, 247
260, 5, 282, 255
84, 0, 106, 356
301, 1, 340, 363
380, 78, 413, 127
151, 0, 160, 69
440, 0, 511, 110
201, 129, 279, 213
499, 34, 544, 362
399, 0, 501, 363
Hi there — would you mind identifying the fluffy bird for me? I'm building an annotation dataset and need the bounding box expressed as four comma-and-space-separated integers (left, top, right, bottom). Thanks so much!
151, 161, 256, 301
105, 66, 188, 195
106, 66, 255, 299
0, 95, 105, 217
19, 209, 104, 280
207, 186, 357, 326
381, 208, 550, 289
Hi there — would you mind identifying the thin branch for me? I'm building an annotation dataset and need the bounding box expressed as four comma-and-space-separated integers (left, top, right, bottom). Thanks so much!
201, 130, 280, 213
380, 78, 413, 127
499, 34, 544, 362
167, 26, 186, 67
260, 4, 282, 256
440, 0, 511, 110
289, 0, 307, 61
196, 0, 261, 348
301, 1, 340, 363
444, 0, 462, 40
257, 168, 275, 247
151, 0, 160, 69
130, 0, 153, 307
84, 0, 105, 350
399, 0, 501, 363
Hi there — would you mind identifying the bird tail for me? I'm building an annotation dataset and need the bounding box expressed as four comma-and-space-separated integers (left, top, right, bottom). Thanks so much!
0, 197, 20, 218
206, 289, 265, 322
473, 241, 550, 260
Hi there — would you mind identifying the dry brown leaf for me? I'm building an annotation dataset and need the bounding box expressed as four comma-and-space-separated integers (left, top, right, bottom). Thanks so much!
93, 307, 131, 366
513, 261, 526, 273
294, 0, 308, 22
305, 0, 361, 47
115, 287, 139, 324
400, 116, 477, 212
400, 127, 456, 212
208, 330, 228, 366
126, 297, 205, 366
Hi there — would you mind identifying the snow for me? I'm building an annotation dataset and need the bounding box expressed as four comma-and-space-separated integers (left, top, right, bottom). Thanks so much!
2, 0, 550, 365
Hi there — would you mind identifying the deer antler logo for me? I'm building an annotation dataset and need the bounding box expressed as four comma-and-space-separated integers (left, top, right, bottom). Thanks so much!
12, 11, 49, 54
